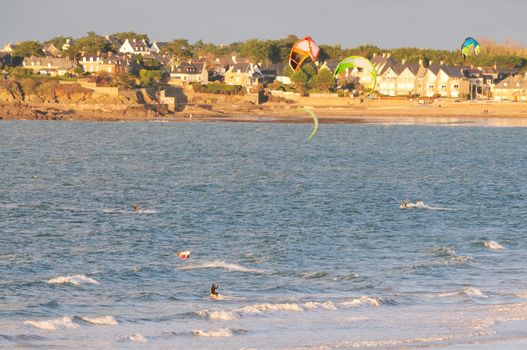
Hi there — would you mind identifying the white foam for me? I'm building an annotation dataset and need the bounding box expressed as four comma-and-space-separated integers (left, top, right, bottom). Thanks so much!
24, 316, 79, 331
198, 310, 237, 321
341, 296, 381, 308
179, 260, 263, 273
434, 287, 487, 298
303, 301, 337, 310
79, 316, 118, 326
484, 240, 505, 250
463, 287, 487, 298
127, 334, 147, 342
238, 303, 303, 314
192, 328, 233, 337
46, 274, 100, 286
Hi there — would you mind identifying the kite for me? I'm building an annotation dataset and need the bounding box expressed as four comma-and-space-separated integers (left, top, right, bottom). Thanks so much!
304, 107, 318, 141
176, 250, 191, 260
289, 36, 320, 73
333, 56, 378, 95
461, 37, 480, 59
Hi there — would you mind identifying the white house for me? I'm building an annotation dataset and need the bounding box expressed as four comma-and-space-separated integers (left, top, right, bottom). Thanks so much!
119, 39, 151, 56
169, 62, 208, 84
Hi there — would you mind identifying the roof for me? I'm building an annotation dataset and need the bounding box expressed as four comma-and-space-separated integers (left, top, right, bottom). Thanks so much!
230, 62, 251, 72
259, 63, 283, 75
494, 75, 527, 89
172, 62, 205, 74
23, 56, 74, 70
80, 53, 130, 65
42, 43, 62, 57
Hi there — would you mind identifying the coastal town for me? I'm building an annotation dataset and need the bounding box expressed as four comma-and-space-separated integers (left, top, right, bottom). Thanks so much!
0, 32, 526, 121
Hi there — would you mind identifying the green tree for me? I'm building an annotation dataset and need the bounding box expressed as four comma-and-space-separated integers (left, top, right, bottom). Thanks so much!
313, 67, 336, 92
72, 32, 115, 55
163, 39, 193, 62
110, 31, 149, 44
114, 74, 137, 89
12, 41, 43, 58
291, 69, 309, 94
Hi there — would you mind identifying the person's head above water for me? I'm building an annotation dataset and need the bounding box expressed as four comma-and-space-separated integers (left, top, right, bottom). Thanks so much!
132, 204, 140, 212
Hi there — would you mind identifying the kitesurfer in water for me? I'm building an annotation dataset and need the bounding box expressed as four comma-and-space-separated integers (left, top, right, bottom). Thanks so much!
210, 284, 219, 296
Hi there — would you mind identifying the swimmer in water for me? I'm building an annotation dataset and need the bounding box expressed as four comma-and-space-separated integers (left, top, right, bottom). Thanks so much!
132, 204, 140, 212
400, 200, 407, 209
210, 283, 219, 296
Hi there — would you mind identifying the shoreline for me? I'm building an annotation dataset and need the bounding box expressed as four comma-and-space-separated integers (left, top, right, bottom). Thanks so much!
2, 99, 527, 126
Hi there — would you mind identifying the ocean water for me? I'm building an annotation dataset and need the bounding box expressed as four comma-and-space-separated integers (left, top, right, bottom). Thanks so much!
1, 120, 527, 349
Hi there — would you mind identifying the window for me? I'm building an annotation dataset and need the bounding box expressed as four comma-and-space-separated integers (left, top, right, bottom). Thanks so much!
453, 84, 459, 90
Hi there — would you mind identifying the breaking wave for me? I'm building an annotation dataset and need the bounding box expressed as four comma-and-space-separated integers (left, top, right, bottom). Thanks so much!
197, 310, 237, 321
24, 316, 79, 331
197, 296, 383, 321
46, 274, 100, 286
77, 315, 118, 326
192, 328, 233, 337
432, 287, 487, 299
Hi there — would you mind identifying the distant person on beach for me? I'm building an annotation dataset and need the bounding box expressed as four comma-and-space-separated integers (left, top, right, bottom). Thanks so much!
210, 284, 219, 296
132, 204, 140, 212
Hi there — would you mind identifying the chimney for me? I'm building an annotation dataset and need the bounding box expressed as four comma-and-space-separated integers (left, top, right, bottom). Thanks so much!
440, 60, 444, 65
429, 60, 433, 65
232, 55, 237, 64
382, 53, 386, 58
372, 53, 377, 58
402, 59, 406, 65
419, 59, 423, 66
387, 53, 391, 58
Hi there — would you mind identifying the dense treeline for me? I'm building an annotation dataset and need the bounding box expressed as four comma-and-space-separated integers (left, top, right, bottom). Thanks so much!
9, 32, 526, 70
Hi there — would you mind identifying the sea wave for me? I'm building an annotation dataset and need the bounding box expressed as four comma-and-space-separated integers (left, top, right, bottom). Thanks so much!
46, 274, 100, 286
197, 310, 237, 321
179, 260, 263, 273
426, 246, 456, 257
483, 240, 505, 250
341, 296, 382, 308
77, 315, 118, 326
24, 316, 79, 331
432, 287, 487, 299
192, 328, 233, 337
300, 271, 328, 279
197, 296, 383, 321
303, 301, 338, 310
238, 303, 304, 314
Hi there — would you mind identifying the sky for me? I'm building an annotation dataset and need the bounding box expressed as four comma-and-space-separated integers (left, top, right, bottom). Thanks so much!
1, 0, 526, 50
